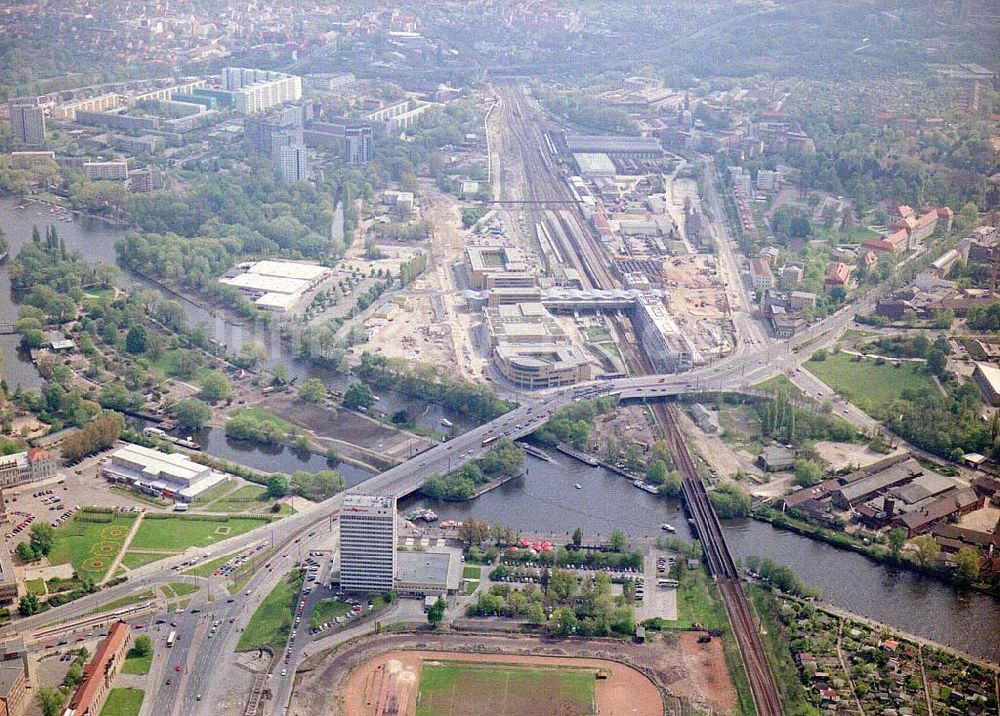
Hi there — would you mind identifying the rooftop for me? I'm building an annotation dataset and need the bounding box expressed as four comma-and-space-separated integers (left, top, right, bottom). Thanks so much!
396, 550, 455, 590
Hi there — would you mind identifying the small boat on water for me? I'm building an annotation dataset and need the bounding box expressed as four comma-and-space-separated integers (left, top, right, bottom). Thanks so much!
440, 418, 453, 428
660, 523, 676, 533
574, 483, 583, 490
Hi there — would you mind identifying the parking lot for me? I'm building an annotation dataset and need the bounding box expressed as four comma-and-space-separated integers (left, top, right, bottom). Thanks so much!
636, 549, 678, 621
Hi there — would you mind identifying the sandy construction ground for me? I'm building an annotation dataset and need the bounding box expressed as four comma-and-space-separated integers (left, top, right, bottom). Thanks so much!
813, 441, 906, 471
342, 650, 663, 716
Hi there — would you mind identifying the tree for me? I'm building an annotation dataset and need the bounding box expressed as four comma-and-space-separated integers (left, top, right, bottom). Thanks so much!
623, 444, 644, 471
953, 546, 980, 582
237, 341, 267, 369
266, 474, 290, 499
571, 527, 583, 547
926, 350, 947, 377
18, 593, 40, 616
343, 382, 374, 410
646, 460, 669, 485
457, 518, 490, 545
124, 325, 148, 354
912, 534, 940, 567
36, 686, 64, 716
297, 378, 326, 403
793, 459, 824, 487
29, 523, 55, 556
609, 530, 628, 552
527, 602, 546, 625
887, 528, 907, 557
173, 398, 212, 430
550, 607, 578, 636
15, 542, 36, 561
132, 634, 152, 658
548, 570, 577, 601
426, 596, 446, 627
199, 371, 231, 402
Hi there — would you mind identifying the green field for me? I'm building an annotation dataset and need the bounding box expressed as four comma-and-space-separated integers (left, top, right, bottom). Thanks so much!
121, 644, 153, 675
94, 591, 156, 614
99, 688, 144, 716
160, 582, 199, 599
804, 352, 938, 415
25, 579, 46, 596
48, 515, 137, 582
462, 566, 482, 579
310, 598, 352, 628
416, 662, 596, 716
206, 485, 293, 514
121, 551, 175, 570
182, 550, 242, 577
229, 407, 293, 433
129, 516, 269, 552
236, 570, 304, 652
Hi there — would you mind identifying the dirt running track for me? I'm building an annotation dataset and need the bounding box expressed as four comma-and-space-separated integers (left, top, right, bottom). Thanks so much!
291, 631, 738, 716
343, 650, 660, 716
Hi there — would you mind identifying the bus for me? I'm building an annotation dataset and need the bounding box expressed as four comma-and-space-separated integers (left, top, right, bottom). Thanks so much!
481, 435, 500, 447
166, 631, 177, 648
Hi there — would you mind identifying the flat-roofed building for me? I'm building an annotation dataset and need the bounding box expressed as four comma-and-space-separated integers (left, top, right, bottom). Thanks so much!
10, 151, 56, 170
64, 621, 131, 716
219, 260, 332, 313
574, 153, 616, 177
565, 134, 662, 156
465, 245, 534, 290
10, 104, 45, 147
630, 294, 699, 373
395, 551, 460, 597
83, 161, 128, 182
484, 303, 566, 348
54, 94, 123, 121
0, 448, 57, 488
486, 287, 543, 307
100, 444, 226, 502
972, 362, 1000, 406
339, 494, 397, 593
222, 68, 302, 114
494, 344, 592, 389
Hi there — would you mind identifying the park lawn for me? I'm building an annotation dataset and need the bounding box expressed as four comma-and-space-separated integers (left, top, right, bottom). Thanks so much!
190, 479, 236, 506
183, 550, 242, 578
416, 662, 595, 716
99, 688, 144, 716
121, 551, 176, 570
804, 352, 938, 415
309, 599, 351, 628
121, 645, 153, 675
93, 591, 156, 614
207, 485, 292, 514
161, 582, 199, 599
48, 514, 137, 583
461, 566, 482, 580
25, 579, 46, 596
237, 570, 303, 652
129, 517, 269, 552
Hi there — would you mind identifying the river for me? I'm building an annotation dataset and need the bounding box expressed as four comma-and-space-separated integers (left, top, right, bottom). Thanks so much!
2, 198, 998, 663
402, 450, 1000, 663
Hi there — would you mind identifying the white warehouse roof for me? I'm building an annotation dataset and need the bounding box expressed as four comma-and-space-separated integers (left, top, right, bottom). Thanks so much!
247, 260, 329, 281
220, 273, 309, 295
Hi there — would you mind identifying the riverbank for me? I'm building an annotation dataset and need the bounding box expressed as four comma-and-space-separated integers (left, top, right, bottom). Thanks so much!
753, 506, 999, 596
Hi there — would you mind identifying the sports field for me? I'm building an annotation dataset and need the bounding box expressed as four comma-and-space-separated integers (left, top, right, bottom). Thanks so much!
328, 649, 666, 716
417, 660, 596, 716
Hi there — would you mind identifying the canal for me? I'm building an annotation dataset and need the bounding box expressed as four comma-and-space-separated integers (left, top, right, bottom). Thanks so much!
2, 198, 998, 663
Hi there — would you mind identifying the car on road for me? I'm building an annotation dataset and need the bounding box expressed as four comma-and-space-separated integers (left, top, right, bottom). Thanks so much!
175, 665, 181, 672
166, 678, 172, 685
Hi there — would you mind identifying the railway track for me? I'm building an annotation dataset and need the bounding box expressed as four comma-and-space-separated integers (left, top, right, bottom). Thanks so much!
654, 402, 784, 716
